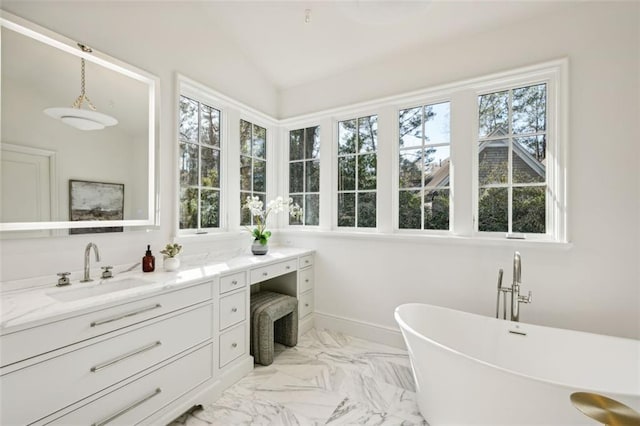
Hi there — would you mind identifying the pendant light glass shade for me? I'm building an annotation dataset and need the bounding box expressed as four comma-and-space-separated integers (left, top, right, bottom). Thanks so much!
44, 52, 118, 131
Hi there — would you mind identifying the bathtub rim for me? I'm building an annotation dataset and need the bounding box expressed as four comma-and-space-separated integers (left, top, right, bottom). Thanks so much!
394, 302, 640, 400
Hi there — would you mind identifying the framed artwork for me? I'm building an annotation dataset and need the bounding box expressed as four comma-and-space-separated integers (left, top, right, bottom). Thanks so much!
69, 180, 124, 234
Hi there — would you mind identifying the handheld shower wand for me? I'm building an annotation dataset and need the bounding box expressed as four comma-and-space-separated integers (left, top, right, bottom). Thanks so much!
495, 268, 504, 318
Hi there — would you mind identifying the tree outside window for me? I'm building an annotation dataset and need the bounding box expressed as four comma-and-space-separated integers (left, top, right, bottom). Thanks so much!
398, 102, 451, 230
240, 119, 267, 226
337, 115, 377, 228
289, 126, 320, 226
477, 83, 547, 234
178, 95, 221, 230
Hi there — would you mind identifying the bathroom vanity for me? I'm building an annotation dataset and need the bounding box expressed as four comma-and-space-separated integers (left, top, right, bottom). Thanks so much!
0, 248, 314, 425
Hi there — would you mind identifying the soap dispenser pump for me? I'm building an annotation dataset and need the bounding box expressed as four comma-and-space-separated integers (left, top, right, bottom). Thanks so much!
142, 245, 155, 272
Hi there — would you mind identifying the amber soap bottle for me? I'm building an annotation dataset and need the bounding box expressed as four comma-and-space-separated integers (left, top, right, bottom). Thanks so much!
142, 245, 155, 272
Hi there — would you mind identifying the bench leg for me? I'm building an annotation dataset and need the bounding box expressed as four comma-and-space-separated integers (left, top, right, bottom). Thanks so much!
256, 315, 275, 366
274, 307, 298, 347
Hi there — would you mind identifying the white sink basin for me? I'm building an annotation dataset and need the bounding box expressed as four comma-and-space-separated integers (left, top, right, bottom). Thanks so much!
47, 277, 155, 302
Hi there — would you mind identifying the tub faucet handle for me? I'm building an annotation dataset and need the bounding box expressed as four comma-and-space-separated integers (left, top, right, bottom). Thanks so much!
520, 291, 532, 304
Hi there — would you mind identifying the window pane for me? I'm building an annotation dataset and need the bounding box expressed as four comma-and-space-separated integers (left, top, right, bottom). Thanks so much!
200, 189, 219, 228
399, 149, 422, 189
179, 142, 198, 186
424, 146, 451, 187
358, 153, 377, 190
179, 96, 198, 143
305, 126, 320, 159
179, 187, 198, 229
478, 187, 508, 232
200, 105, 220, 146
253, 159, 266, 193
424, 188, 449, 230
399, 107, 422, 148
338, 193, 355, 227
240, 192, 251, 226
305, 159, 320, 192
357, 192, 376, 228
398, 190, 421, 229
253, 125, 266, 159
513, 186, 546, 233
358, 115, 377, 153
289, 194, 303, 225
201, 147, 219, 188
425, 102, 450, 145
304, 194, 319, 226
240, 156, 252, 191
478, 139, 508, 185
338, 156, 356, 191
513, 83, 546, 135
513, 136, 546, 184
479, 90, 509, 138
289, 162, 303, 193
338, 120, 356, 155
240, 119, 252, 156
289, 129, 304, 161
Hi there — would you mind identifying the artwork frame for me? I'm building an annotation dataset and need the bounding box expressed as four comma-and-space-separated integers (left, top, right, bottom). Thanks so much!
69, 180, 124, 234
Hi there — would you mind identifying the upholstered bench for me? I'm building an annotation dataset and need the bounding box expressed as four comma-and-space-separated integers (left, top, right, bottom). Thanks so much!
250, 291, 298, 366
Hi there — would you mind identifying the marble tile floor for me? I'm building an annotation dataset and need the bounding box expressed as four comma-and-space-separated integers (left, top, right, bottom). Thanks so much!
169, 328, 427, 425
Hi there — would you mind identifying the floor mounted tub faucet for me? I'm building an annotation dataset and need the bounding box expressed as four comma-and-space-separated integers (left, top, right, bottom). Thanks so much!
496, 251, 532, 322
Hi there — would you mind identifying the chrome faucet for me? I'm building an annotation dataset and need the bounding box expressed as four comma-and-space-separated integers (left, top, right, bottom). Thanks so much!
496, 251, 532, 322
81, 242, 101, 283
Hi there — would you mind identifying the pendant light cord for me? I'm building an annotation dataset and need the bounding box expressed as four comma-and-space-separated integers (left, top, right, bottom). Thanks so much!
71, 58, 97, 111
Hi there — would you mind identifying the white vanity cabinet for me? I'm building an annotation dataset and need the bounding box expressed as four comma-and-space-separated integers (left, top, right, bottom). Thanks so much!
0, 281, 215, 426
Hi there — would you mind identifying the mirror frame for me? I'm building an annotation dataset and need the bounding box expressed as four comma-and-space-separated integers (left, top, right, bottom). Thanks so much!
0, 11, 160, 233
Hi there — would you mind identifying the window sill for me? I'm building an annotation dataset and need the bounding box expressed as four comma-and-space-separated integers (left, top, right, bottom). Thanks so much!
278, 228, 572, 250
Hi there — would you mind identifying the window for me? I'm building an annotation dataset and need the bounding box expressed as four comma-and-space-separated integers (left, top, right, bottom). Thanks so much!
240, 119, 267, 226
178, 95, 221, 230
337, 115, 377, 228
398, 102, 451, 230
477, 83, 547, 234
289, 126, 320, 226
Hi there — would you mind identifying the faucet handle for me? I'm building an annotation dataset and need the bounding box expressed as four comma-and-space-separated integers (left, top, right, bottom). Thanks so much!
101, 266, 114, 279
57, 272, 71, 287
520, 291, 532, 304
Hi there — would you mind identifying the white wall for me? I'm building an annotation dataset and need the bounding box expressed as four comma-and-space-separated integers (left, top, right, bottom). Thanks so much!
279, 2, 640, 339
0, 2, 638, 341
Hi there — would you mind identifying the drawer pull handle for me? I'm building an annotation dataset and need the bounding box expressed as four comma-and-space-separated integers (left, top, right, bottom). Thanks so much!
286, 265, 291, 270
232, 280, 238, 285
305, 260, 309, 264
305, 279, 310, 283
231, 342, 238, 348
92, 387, 162, 426
91, 341, 162, 373
262, 272, 268, 276
231, 307, 238, 313
305, 303, 309, 307
91, 304, 162, 327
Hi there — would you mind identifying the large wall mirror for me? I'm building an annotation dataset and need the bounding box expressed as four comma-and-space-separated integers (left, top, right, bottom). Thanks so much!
0, 12, 159, 237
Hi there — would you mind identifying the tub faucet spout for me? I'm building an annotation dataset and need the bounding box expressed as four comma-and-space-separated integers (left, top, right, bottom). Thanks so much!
510, 251, 531, 322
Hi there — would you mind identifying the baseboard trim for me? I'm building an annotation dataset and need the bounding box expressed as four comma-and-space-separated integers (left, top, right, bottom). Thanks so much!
314, 311, 406, 349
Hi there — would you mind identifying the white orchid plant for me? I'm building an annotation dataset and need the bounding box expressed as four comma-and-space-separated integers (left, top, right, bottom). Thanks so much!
243, 196, 302, 245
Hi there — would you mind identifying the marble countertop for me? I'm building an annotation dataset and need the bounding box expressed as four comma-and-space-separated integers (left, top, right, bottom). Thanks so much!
0, 247, 313, 334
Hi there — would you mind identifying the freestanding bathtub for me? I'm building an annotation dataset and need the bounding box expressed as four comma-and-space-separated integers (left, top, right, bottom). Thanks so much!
394, 303, 640, 425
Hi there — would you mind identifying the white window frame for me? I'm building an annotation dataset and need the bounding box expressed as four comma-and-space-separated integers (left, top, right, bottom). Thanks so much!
286, 125, 321, 227
239, 118, 269, 227
470, 63, 566, 242
394, 98, 453, 234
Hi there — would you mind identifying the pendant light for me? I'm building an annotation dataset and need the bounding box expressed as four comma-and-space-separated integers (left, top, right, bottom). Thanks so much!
44, 43, 118, 131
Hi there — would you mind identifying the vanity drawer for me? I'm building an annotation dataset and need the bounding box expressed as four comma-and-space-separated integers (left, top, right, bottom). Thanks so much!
250, 259, 297, 284
0, 304, 212, 426
48, 343, 213, 426
299, 254, 314, 269
298, 268, 314, 294
220, 271, 246, 294
219, 323, 246, 368
219, 290, 246, 330
299, 291, 314, 319
0, 281, 212, 368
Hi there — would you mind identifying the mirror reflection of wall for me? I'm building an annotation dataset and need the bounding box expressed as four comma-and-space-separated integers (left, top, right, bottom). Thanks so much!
0, 21, 152, 234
